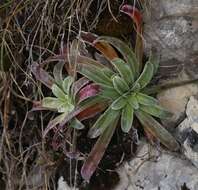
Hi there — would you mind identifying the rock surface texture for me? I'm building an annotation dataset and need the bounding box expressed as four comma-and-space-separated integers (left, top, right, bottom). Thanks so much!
157, 72, 198, 127
176, 96, 198, 169
115, 142, 198, 190
143, 0, 198, 78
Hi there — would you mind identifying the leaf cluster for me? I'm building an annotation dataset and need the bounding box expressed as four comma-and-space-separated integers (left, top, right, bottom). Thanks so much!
76, 36, 179, 180
31, 34, 180, 181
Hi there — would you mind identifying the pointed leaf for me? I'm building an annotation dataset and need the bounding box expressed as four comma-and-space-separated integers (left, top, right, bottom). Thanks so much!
77, 64, 113, 88
95, 36, 139, 78
52, 84, 67, 99
53, 62, 64, 85
42, 97, 74, 113
80, 31, 118, 60
111, 96, 127, 110
136, 92, 158, 106
112, 75, 129, 94
120, 5, 142, 33
41, 97, 60, 111
72, 54, 105, 68
62, 76, 74, 95
63, 53, 106, 74
30, 101, 56, 112
81, 117, 119, 181
135, 110, 180, 151
121, 5, 143, 67
140, 104, 172, 119
88, 107, 120, 138
70, 118, 85, 129
149, 53, 159, 75
77, 83, 101, 103
121, 104, 134, 133
73, 77, 90, 98
136, 61, 154, 89
111, 58, 134, 84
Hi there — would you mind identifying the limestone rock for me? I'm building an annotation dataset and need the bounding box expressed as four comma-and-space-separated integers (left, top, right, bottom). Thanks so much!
143, 0, 198, 78
176, 96, 198, 169
115, 141, 198, 190
157, 72, 198, 127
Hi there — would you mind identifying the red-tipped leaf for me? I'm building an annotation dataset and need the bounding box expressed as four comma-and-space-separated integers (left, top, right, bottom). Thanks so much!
81, 117, 119, 181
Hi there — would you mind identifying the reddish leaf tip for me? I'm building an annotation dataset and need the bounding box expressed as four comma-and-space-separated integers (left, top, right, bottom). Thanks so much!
120, 4, 142, 31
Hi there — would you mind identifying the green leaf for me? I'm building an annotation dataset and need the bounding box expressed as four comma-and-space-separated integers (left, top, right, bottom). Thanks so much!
100, 86, 120, 100
112, 75, 129, 94
136, 92, 158, 106
140, 104, 172, 119
78, 64, 113, 88
101, 67, 115, 78
62, 76, 74, 95
59, 95, 108, 127
53, 62, 64, 85
135, 61, 154, 89
149, 53, 159, 75
57, 100, 74, 113
42, 97, 60, 110
111, 58, 134, 84
52, 84, 66, 99
111, 96, 127, 110
121, 104, 134, 133
42, 96, 74, 113
88, 106, 120, 138
70, 118, 85, 129
128, 93, 139, 109
135, 110, 179, 151
96, 36, 139, 78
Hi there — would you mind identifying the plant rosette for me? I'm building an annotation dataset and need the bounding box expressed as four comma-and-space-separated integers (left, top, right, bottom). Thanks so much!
76, 35, 180, 181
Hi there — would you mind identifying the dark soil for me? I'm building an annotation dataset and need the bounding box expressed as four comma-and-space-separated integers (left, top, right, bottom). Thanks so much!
55, 121, 140, 190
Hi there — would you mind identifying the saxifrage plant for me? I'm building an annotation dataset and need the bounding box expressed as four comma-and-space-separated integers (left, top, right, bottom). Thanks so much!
31, 53, 107, 138
77, 35, 180, 180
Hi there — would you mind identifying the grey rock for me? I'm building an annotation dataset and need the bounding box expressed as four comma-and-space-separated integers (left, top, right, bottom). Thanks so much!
116, 141, 198, 190
57, 177, 78, 190
143, 0, 198, 78
176, 96, 198, 169
157, 72, 198, 127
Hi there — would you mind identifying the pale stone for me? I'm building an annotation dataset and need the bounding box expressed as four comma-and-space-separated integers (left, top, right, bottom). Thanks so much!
191, 123, 198, 134
115, 142, 198, 190
57, 177, 79, 190
143, 0, 198, 78
157, 72, 198, 127
176, 96, 198, 169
